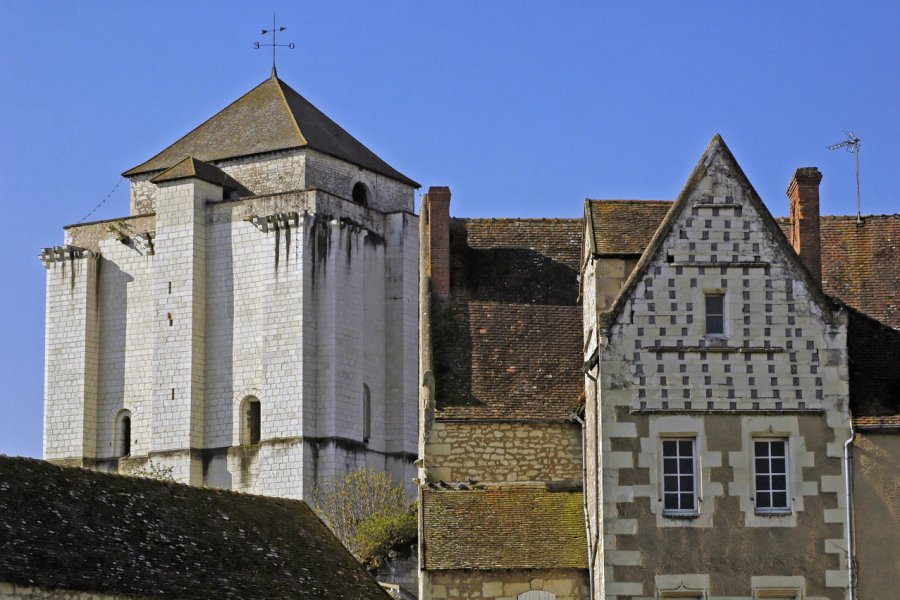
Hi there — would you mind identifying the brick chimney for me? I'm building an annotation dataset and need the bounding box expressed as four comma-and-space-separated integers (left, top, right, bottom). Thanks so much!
425, 186, 451, 300
787, 167, 823, 283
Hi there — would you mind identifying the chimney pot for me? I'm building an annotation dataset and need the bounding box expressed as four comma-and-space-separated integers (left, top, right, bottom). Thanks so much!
787, 167, 823, 284
426, 186, 451, 300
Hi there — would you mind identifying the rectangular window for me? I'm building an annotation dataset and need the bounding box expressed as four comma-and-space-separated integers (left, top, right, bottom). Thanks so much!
662, 439, 697, 515
754, 439, 790, 513
705, 293, 724, 335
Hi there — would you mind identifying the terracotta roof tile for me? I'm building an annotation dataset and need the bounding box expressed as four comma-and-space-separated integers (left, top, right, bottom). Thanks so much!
432, 218, 583, 421
0, 457, 389, 599
422, 488, 587, 570
852, 415, 900, 428
586, 200, 672, 256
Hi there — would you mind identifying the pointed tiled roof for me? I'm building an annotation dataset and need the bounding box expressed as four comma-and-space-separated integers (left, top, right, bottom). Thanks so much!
150, 156, 241, 188
123, 73, 418, 187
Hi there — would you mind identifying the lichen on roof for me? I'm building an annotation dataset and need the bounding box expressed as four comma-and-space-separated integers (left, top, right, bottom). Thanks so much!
0, 456, 390, 599
422, 487, 587, 570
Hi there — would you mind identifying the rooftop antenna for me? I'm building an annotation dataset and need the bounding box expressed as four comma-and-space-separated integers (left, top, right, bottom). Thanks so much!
827, 131, 862, 223
254, 13, 294, 76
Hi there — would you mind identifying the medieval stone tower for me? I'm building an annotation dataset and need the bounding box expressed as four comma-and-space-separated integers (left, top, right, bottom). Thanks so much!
40, 70, 420, 500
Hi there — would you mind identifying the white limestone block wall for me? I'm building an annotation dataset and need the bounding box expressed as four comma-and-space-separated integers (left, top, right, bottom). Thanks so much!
42, 248, 99, 463
94, 237, 154, 461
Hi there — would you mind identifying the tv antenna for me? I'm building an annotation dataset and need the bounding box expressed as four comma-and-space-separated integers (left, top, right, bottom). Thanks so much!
254, 13, 294, 75
827, 131, 861, 223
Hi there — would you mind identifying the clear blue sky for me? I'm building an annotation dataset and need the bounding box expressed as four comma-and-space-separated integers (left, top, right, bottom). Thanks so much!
1, 2, 897, 457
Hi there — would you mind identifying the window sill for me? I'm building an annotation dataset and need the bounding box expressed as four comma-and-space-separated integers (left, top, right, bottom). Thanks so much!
754, 510, 792, 516
662, 512, 700, 520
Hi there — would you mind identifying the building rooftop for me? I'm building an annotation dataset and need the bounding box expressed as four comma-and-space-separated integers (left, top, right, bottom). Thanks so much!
432, 218, 583, 421
421, 487, 587, 570
123, 72, 418, 187
0, 456, 389, 599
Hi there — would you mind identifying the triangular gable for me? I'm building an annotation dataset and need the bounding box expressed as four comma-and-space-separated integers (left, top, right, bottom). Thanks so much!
123, 74, 418, 187
598, 134, 838, 328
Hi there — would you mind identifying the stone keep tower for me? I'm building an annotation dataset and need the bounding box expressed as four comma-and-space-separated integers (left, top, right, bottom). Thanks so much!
41, 71, 420, 499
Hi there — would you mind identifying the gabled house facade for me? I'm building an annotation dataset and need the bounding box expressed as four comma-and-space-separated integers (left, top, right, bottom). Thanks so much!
419, 135, 898, 600
581, 136, 851, 599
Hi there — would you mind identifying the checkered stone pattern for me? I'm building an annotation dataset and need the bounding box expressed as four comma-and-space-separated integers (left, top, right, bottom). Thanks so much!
584, 148, 851, 599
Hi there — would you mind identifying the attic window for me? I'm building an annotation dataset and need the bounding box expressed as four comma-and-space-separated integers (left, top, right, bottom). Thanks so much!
351, 182, 369, 206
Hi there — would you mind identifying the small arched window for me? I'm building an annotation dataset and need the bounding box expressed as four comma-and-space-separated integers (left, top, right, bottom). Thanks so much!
116, 410, 132, 457
363, 384, 371, 444
243, 397, 261, 445
351, 182, 369, 206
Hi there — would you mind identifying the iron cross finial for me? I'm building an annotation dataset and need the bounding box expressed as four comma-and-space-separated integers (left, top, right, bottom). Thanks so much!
254, 13, 294, 74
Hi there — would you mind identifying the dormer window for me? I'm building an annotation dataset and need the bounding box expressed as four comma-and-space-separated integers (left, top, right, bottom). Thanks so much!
351, 182, 369, 206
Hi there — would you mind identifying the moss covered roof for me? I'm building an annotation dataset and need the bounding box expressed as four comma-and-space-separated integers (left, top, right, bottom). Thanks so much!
123, 73, 417, 187
0, 457, 389, 599
422, 487, 587, 570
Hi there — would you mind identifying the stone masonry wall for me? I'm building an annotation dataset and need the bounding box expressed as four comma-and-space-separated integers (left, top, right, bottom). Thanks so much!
424, 569, 589, 600
42, 248, 99, 462
51, 176, 417, 501
128, 148, 416, 216
586, 148, 851, 599
426, 421, 582, 484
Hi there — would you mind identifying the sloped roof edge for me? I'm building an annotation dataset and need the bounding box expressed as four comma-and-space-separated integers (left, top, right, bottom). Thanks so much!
123, 73, 418, 187
598, 134, 838, 329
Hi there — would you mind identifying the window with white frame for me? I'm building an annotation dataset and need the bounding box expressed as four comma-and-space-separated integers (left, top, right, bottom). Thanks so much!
754, 439, 790, 513
662, 439, 697, 515
705, 293, 725, 336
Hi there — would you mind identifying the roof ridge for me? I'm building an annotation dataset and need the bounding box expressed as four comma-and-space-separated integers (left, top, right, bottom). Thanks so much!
453, 217, 582, 222
123, 76, 277, 177
585, 199, 673, 204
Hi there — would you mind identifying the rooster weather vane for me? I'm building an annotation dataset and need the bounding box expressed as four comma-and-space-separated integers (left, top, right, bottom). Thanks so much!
254, 13, 294, 73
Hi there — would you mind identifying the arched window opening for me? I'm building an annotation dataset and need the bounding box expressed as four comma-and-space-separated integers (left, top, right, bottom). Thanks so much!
352, 182, 369, 206
116, 410, 132, 457
243, 397, 261, 445
363, 384, 372, 444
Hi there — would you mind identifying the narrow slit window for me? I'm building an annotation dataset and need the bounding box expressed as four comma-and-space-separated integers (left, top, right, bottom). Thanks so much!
705, 293, 725, 336
662, 438, 697, 515
754, 439, 790, 513
244, 398, 261, 445
363, 384, 371, 444
116, 411, 131, 457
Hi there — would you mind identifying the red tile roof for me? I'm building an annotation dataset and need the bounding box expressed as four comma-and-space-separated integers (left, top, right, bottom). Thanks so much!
586, 200, 672, 256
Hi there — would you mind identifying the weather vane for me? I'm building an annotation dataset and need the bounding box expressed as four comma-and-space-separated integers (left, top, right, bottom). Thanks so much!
827, 131, 862, 223
254, 13, 294, 73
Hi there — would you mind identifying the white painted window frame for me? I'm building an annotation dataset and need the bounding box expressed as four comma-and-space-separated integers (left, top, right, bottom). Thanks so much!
704, 290, 726, 338
752, 437, 791, 515
661, 436, 699, 517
